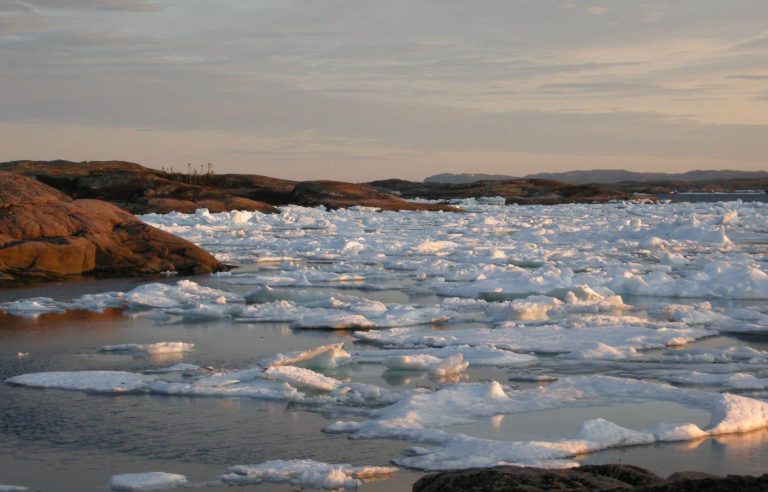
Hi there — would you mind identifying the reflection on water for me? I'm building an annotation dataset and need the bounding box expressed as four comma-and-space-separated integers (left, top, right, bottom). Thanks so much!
582, 427, 768, 477
446, 401, 711, 442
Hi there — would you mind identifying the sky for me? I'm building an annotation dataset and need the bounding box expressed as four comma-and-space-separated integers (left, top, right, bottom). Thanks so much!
1, 0, 767, 181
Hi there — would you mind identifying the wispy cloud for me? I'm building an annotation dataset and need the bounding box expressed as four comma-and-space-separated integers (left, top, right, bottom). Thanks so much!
1, 0, 767, 178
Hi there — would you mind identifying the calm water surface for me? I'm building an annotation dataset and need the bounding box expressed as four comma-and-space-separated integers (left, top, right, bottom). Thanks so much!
1, 274, 768, 490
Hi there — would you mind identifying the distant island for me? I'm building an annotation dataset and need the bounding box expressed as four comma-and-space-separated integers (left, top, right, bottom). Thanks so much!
426, 169, 768, 185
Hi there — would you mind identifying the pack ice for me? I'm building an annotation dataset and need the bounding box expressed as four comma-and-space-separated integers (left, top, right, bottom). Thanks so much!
3, 200, 768, 482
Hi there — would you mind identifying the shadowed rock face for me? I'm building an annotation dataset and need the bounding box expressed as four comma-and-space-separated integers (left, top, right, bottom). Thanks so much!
0, 160, 278, 214
289, 181, 459, 211
412, 464, 768, 492
0, 172, 223, 284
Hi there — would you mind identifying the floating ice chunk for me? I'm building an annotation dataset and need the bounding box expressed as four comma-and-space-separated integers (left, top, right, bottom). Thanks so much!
110, 472, 187, 491
354, 319, 713, 355
148, 378, 302, 401
708, 392, 768, 434
609, 258, 768, 299
382, 353, 470, 377
261, 343, 351, 370
244, 286, 329, 304
384, 354, 441, 371
647, 371, 768, 390
265, 366, 343, 392
101, 342, 194, 354
221, 459, 397, 489
658, 346, 768, 364
428, 354, 470, 377
6, 371, 154, 393
353, 346, 537, 367
660, 303, 727, 324
650, 422, 709, 441
145, 363, 202, 374
124, 280, 242, 309
237, 300, 299, 322
414, 240, 457, 253
291, 310, 374, 329
328, 375, 768, 470
68, 292, 126, 312
329, 382, 405, 407
438, 264, 575, 300
564, 342, 637, 360
487, 296, 562, 321
0, 297, 64, 317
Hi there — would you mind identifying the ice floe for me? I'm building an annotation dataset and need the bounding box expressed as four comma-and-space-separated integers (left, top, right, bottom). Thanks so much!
6, 371, 156, 393
325, 375, 768, 470
101, 342, 194, 355
354, 317, 714, 356
221, 459, 396, 489
110, 472, 187, 491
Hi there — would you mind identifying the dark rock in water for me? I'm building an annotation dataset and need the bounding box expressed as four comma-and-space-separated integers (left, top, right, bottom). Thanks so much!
0, 171, 223, 284
289, 180, 459, 212
412, 464, 768, 491
0, 160, 277, 214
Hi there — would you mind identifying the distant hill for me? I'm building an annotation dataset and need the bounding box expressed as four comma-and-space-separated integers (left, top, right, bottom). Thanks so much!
424, 173, 520, 184
425, 169, 768, 185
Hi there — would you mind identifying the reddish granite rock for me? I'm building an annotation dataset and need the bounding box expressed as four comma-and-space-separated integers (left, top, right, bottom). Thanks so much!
0, 172, 223, 284
0, 160, 277, 214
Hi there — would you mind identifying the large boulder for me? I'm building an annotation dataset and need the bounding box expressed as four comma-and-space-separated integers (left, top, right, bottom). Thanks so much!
0, 172, 223, 284
412, 464, 768, 492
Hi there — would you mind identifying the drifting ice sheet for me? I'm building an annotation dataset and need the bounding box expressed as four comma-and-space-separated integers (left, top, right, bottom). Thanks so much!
221, 459, 397, 489
110, 472, 187, 491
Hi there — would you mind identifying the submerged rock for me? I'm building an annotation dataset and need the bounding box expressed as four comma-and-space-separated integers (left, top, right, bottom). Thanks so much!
0, 172, 223, 284
412, 464, 768, 491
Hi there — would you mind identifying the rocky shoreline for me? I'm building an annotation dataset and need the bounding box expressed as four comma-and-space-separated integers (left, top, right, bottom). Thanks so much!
0, 171, 223, 285
0, 160, 633, 214
413, 464, 768, 491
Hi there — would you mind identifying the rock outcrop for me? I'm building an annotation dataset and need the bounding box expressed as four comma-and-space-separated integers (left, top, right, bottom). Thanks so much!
412, 464, 768, 492
289, 181, 459, 211
0, 160, 278, 214
371, 178, 632, 204
0, 160, 459, 213
0, 172, 223, 284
